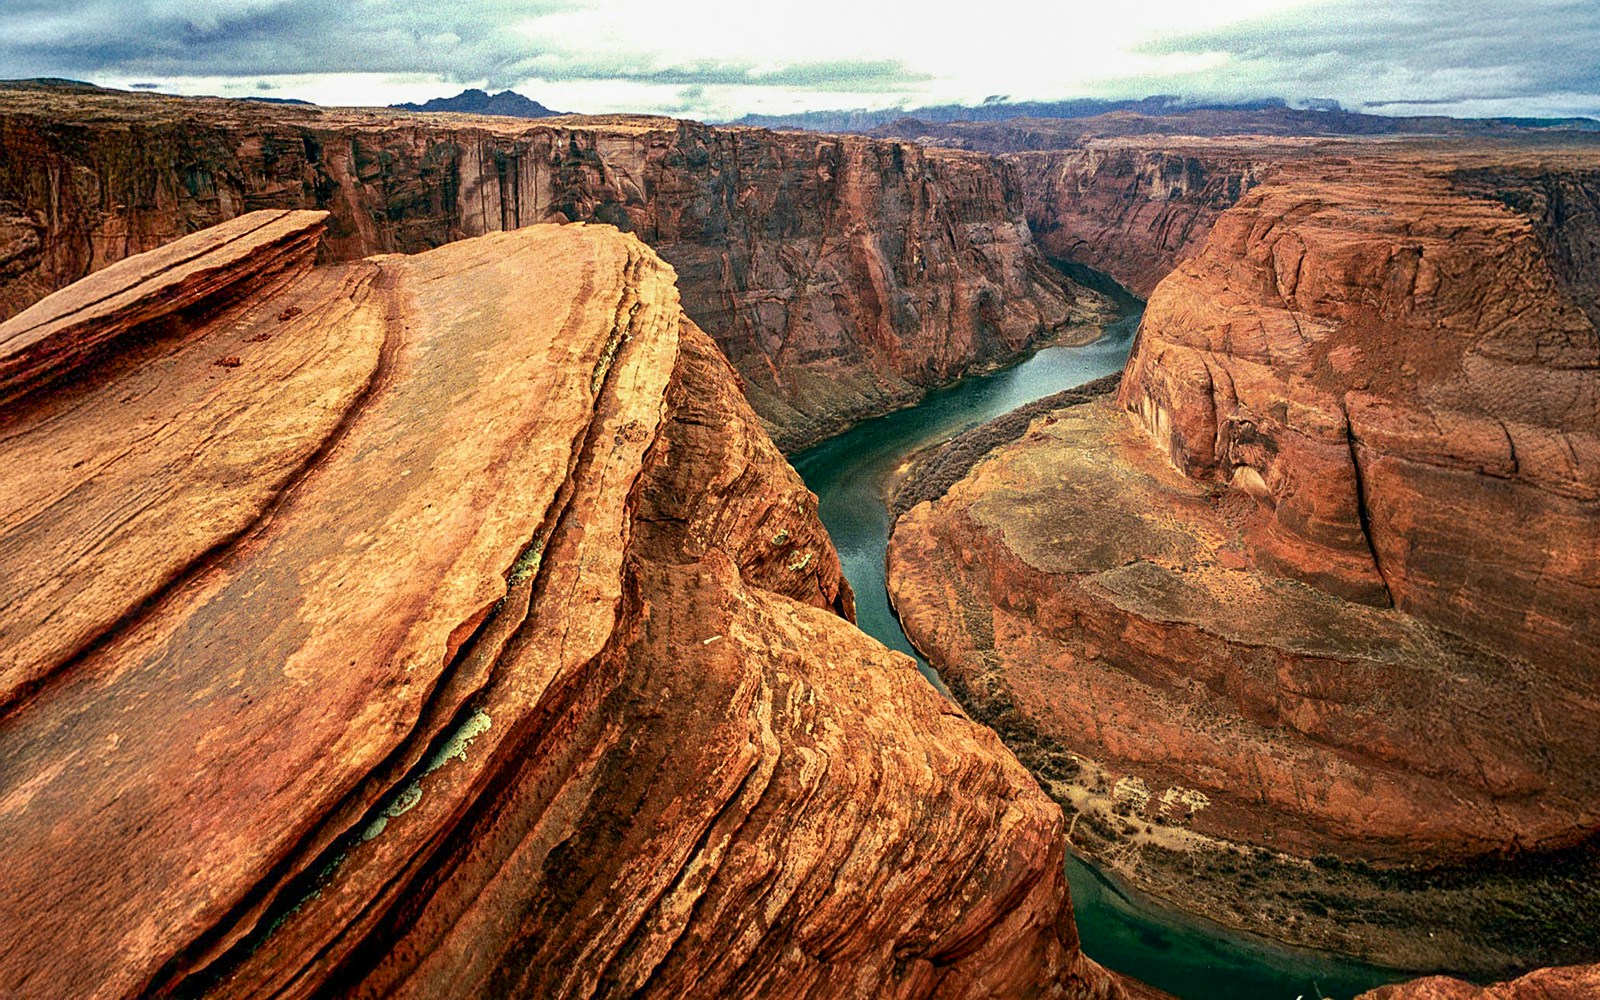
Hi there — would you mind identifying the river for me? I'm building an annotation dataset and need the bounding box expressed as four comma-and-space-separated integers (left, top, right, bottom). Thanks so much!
790, 314, 1408, 1000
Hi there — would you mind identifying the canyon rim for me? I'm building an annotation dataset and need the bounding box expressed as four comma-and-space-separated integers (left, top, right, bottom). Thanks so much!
2, 2, 1599, 997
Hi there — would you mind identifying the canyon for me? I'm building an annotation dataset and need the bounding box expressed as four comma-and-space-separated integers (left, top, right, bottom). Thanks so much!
888, 138, 1600, 976
0, 209, 1155, 999
0, 82, 1108, 451
2, 78, 1598, 1000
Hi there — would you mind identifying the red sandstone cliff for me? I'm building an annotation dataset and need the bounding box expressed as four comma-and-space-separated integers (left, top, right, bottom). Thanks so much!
887, 142, 1600, 973
1121, 152, 1600, 663
0, 84, 1105, 450
0, 212, 1135, 1000
1006, 142, 1269, 297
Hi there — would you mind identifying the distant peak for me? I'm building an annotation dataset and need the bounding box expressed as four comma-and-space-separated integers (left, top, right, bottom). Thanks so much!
390, 88, 565, 119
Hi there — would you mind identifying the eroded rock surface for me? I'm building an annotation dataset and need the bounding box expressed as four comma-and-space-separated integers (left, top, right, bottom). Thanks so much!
887, 144, 1600, 974
0, 214, 1134, 1000
0, 84, 1107, 449
1008, 141, 1269, 297
1362, 964, 1600, 1000
1123, 152, 1600, 662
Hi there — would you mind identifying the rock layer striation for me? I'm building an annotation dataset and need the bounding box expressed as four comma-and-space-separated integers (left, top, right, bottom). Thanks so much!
0, 84, 1105, 449
0, 213, 1132, 999
888, 143, 1600, 973
1007, 141, 1270, 297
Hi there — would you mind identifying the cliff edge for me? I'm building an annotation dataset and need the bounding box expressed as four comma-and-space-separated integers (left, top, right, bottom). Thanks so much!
888, 144, 1600, 975
0, 213, 1130, 999
0, 85, 1109, 450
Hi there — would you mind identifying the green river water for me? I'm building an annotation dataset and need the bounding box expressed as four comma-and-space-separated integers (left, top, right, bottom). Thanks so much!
790, 314, 1410, 1000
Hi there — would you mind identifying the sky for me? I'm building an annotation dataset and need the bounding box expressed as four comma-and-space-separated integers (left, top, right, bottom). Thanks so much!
2, 0, 1598, 121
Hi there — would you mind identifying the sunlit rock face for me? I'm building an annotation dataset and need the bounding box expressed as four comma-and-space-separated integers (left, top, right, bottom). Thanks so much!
1122, 154, 1600, 661
0, 214, 1141, 1000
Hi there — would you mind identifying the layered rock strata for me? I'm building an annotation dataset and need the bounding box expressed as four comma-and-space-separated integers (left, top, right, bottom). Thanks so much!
888, 148, 1600, 973
0, 84, 1105, 449
1121, 153, 1600, 662
0, 213, 1135, 999
1007, 142, 1270, 297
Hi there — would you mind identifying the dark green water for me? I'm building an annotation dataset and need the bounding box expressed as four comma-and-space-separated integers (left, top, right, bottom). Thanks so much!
791, 318, 1408, 1000
790, 318, 1140, 687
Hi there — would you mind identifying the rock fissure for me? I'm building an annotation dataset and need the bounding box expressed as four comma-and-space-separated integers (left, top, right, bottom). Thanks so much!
1342, 401, 1397, 609
0, 211, 1139, 1000
888, 140, 1600, 976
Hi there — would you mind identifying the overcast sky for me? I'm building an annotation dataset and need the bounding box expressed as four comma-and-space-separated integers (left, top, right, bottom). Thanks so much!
3, 0, 1597, 120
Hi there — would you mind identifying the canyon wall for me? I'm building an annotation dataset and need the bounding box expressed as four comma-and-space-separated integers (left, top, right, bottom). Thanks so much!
0, 85, 1104, 450
1006, 142, 1270, 297
888, 143, 1600, 973
1120, 153, 1600, 664
0, 214, 1137, 999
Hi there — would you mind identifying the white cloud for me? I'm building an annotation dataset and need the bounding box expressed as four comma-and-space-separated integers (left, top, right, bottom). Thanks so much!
7, 0, 1599, 120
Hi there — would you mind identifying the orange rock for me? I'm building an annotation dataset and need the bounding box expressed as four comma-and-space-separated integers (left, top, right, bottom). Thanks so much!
1121, 151, 1600, 661
0, 84, 1108, 450
1010, 142, 1269, 297
1361, 964, 1600, 999
887, 141, 1600, 971
0, 217, 1132, 1000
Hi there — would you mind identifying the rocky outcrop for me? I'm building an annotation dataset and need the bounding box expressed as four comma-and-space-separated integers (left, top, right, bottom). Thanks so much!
1361, 964, 1600, 999
0, 213, 1135, 1000
0, 84, 1104, 449
1007, 141, 1270, 297
1121, 153, 1600, 662
887, 145, 1600, 973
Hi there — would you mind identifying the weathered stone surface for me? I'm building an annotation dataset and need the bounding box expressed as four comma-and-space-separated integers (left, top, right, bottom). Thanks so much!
1361, 964, 1600, 999
0, 84, 1106, 449
1008, 142, 1268, 297
0, 208, 369, 712
887, 143, 1600, 973
891, 397, 1600, 854
0, 218, 1133, 1000
1120, 152, 1600, 662
0, 208, 329, 400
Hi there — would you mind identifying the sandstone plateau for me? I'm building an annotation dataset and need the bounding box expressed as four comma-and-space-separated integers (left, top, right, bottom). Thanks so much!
0, 82, 1109, 450
888, 141, 1600, 975
0, 211, 1146, 999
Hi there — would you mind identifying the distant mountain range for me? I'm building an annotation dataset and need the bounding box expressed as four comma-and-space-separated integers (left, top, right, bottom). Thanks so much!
726, 95, 1600, 134
389, 88, 564, 118
725, 96, 1298, 131
866, 107, 1600, 154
